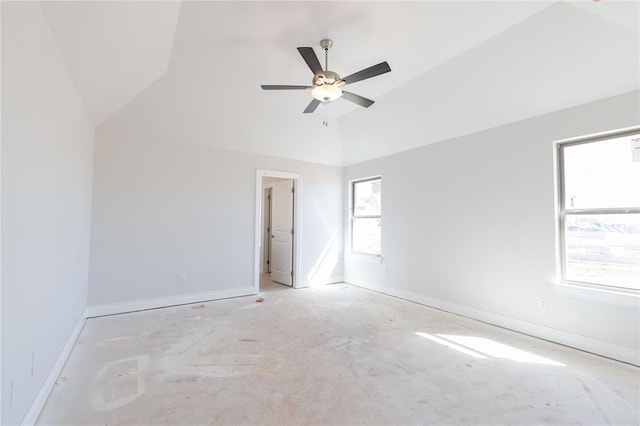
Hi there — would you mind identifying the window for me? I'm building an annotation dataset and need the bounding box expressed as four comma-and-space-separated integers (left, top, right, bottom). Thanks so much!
557, 128, 640, 292
351, 177, 382, 255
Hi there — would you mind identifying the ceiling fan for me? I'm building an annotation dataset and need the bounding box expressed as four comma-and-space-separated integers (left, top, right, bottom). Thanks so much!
261, 39, 391, 114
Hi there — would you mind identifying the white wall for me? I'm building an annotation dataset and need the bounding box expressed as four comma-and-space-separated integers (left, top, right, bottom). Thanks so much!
88, 128, 343, 310
344, 91, 640, 364
1, 3, 94, 424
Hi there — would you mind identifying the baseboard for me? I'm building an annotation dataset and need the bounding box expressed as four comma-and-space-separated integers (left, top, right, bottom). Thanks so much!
345, 277, 639, 366
86, 287, 256, 318
21, 309, 88, 426
298, 275, 344, 288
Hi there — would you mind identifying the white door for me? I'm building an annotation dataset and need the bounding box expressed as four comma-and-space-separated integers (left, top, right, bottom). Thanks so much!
270, 179, 294, 286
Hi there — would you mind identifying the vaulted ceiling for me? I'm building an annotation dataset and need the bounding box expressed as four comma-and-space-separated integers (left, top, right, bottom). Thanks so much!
40, 1, 639, 166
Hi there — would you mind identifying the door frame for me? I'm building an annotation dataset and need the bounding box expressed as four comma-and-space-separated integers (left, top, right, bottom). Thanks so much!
264, 187, 272, 273
254, 169, 301, 292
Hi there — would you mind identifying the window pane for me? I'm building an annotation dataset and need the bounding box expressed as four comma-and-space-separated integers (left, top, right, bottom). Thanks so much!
563, 134, 640, 209
354, 179, 381, 216
564, 213, 640, 290
353, 218, 381, 255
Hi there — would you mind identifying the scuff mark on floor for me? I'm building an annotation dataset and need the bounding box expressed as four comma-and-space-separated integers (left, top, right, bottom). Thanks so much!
577, 378, 612, 426
91, 355, 149, 412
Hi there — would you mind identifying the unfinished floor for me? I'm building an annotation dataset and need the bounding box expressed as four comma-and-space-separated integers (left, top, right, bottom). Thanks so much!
38, 279, 639, 425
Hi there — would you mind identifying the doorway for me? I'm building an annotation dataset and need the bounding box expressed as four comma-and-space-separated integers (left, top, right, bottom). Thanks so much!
254, 170, 301, 292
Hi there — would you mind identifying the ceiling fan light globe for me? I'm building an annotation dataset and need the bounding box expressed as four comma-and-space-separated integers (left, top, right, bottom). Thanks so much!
311, 85, 343, 102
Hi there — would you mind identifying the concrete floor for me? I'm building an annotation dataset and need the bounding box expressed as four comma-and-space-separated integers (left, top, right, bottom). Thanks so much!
38, 278, 639, 425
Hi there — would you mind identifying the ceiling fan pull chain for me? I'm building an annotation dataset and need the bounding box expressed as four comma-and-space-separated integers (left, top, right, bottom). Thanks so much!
323, 103, 329, 127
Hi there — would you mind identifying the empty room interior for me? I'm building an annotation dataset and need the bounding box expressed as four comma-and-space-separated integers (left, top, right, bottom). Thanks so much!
2, 1, 639, 424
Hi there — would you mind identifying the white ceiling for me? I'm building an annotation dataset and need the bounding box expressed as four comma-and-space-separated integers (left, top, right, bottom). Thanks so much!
40, 1, 180, 126
40, 1, 639, 166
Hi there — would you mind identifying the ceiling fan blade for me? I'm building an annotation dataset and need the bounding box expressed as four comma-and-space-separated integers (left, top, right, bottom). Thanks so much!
342, 61, 391, 85
303, 99, 321, 114
297, 47, 323, 74
341, 91, 375, 108
261, 85, 311, 90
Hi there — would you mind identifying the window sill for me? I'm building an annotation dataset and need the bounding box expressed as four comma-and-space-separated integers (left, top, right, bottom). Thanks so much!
555, 280, 639, 308
349, 253, 383, 264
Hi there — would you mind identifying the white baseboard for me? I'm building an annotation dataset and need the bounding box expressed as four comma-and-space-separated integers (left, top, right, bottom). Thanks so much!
298, 275, 344, 288
345, 277, 639, 366
21, 309, 87, 426
86, 287, 256, 318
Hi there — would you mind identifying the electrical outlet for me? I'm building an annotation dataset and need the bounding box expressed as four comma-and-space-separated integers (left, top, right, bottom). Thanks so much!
31, 350, 36, 376
539, 297, 549, 311
178, 274, 187, 285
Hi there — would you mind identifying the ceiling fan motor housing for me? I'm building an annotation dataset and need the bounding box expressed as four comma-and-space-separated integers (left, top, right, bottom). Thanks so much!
313, 70, 341, 86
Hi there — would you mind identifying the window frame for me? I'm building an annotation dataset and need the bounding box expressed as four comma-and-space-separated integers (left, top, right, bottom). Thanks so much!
350, 176, 382, 257
555, 127, 640, 295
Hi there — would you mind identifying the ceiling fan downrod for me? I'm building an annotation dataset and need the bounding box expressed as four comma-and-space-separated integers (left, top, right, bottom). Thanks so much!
320, 39, 332, 71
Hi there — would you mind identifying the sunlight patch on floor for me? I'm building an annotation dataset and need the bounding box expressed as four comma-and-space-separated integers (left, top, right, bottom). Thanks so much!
415, 332, 486, 359
416, 332, 565, 366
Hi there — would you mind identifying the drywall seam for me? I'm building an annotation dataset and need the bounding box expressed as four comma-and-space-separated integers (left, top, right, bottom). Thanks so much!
297, 275, 344, 288
345, 277, 639, 366
20, 309, 88, 426
86, 287, 256, 318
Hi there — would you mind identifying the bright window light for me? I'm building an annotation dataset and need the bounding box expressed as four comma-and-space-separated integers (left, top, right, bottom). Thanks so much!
308, 232, 339, 286
351, 177, 382, 255
557, 129, 640, 291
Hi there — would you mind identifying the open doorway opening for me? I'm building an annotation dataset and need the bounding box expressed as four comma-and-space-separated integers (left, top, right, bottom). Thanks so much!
254, 170, 301, 292
262, 177, 293, 287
